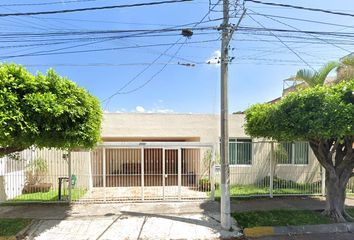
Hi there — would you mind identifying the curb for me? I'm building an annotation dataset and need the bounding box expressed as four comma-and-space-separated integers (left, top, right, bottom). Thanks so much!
243, 222, 354, 238
16, 219, 38, 240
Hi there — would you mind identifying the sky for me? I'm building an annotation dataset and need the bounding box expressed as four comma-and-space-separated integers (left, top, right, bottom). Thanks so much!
1, 0, 354, 114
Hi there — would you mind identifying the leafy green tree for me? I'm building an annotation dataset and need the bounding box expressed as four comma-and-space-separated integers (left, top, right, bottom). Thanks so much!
0, 63, 102, 156
244, 80, 354, 222
293, 61, 338, 87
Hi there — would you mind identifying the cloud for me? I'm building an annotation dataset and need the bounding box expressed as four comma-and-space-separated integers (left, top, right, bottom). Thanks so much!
154, 108, 174, 113
206, 50, 221, 66
135, 106, 145, 113
133, 105, 174, 114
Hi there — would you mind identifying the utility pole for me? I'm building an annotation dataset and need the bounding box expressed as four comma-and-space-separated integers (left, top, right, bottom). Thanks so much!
220, 0, 231, 230
219, 0, 245, 230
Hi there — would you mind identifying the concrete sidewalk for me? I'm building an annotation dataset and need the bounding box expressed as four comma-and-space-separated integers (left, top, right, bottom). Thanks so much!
2, 197, 354, 239
0, 201, 241, 240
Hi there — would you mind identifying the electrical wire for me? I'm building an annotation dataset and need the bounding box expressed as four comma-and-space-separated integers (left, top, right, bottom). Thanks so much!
246, 13, 316, 71
0, 0, 102, 7
102, 0, 220, 107
245, 0, 354, 18
0, 39, 219, 60
246, 13, 354, 30
248, 9, 351, 53
0, 0, 192, 17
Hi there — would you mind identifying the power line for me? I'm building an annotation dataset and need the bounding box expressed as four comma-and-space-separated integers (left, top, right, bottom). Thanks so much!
246, 13, 354, 30
0, 26, 216, 38
21, 58, 326, 68
0, 39, 219, 60
237, 27, 354, 38
102, 0, 220, 106
2, 25, 354, 40
248, 9, 351, 54
102, 38, 184, 107
245, 0, 354, 18
0, 0, 192, 17
117, 39, 189, 95
0, 0, 102, 7
246, 12, 316, 71
23, 62, 198, 67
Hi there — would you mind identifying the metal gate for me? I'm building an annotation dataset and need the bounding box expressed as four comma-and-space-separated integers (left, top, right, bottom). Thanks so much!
77, 142, 215, 203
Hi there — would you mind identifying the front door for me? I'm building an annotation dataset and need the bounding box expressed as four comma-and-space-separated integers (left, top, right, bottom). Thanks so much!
143, 148, 181, 200
163, 148, 181, 200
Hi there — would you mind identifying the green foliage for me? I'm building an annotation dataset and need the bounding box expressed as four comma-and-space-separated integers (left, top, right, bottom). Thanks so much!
232, 210, 333, 228
245, 80, 354, 142
294, 61, 338, 87
4, 188, 87, 203
0, 218, 32, 236
214, 177, 321, 197
0, 63, 102, 156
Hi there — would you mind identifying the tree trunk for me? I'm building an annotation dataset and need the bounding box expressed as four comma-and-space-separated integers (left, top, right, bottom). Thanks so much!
323, 171, 348, 222
309, 138, 354, 222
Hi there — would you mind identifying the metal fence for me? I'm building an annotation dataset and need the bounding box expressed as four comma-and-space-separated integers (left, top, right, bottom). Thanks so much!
214, 141, 324, 198
1, 141, 353, 203
0, 142, 214, 203
0, 148, 89, 203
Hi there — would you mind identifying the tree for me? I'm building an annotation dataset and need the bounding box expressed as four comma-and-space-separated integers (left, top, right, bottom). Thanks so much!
244, 80, 354, 222
293, 61, 338, 87
337, 56, 354, 83
0, 63, 102, 156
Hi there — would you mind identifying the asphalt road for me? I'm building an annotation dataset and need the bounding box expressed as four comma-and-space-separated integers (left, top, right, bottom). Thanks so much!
248, 233, 354, 240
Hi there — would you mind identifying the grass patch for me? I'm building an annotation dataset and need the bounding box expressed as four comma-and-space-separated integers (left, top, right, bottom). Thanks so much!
0, 218, 32, 237
4, 188, 86, 204
214, 184, 321, 197
232, 210, 333, 228
346, 208, 354, 217
215, 185, 270, 197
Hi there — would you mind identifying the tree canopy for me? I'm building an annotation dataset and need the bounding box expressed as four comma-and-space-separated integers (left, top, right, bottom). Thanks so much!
0, 63, 102, 156
244, 79, 354, 222
245, 80, 354, 142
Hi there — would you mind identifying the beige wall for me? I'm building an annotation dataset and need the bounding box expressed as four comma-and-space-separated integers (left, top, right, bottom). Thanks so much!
34, 113, 320, 189
102, 113, 320, 185
101, 113, 247, 143
219, 142, 320, 185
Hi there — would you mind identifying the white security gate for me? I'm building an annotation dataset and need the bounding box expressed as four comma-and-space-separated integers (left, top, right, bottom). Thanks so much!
77, 142, 215, 203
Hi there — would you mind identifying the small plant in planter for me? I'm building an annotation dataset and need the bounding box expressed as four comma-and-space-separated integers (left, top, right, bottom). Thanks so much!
23, 158, 52, 193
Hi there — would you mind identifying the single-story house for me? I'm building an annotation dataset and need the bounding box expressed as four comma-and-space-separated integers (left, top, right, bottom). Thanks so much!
0, 112, 321, 202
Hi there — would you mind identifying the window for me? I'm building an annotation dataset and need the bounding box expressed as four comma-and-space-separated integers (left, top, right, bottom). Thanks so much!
229, 138, 252, 165
276, 142, 309, 165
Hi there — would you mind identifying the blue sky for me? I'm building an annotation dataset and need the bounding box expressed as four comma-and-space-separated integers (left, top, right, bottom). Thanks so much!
1, 0, 354, 114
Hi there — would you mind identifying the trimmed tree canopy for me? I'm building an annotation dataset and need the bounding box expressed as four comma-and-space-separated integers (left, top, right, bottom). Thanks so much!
245, 80, 354, 142
244, 80, 354, 222
0, 63, 102, 156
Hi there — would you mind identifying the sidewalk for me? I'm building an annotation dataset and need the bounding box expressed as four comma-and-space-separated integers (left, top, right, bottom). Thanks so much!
0, 201, 241, 240
2, 197, 354, 239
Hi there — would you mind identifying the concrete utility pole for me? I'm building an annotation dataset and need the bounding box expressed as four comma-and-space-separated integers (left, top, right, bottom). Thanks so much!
220, 0, 231, 230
